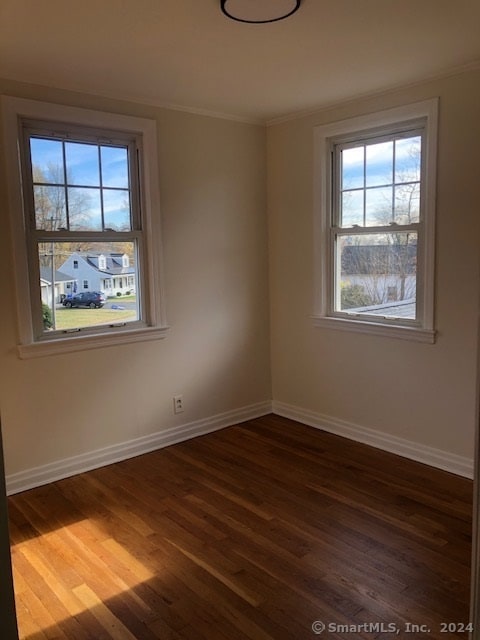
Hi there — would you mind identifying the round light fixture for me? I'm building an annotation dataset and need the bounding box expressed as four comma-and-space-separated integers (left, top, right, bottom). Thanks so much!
221, 0, 302, 24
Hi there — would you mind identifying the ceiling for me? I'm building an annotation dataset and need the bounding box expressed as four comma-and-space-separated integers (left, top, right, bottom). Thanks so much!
1, 0, 479, 123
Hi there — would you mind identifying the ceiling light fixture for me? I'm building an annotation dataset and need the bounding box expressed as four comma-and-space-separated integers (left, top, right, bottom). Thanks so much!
221, 0, 302, 24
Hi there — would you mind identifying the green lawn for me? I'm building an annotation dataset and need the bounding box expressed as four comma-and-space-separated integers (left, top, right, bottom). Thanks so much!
54, 308, 137, 330
114, 294, 136, 302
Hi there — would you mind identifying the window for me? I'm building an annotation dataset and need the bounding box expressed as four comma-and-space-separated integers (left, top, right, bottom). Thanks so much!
313, 99, 438, 342
2, 97, 168, 357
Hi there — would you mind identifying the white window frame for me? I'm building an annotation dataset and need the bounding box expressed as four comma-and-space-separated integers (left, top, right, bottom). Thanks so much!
2, 96, 169, 358
313, 99, 438, 343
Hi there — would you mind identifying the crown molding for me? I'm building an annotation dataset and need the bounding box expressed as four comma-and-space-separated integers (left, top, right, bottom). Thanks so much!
156, 100, 263, 125
266, 58, 480, 127
2, 57, 480, 130
0, 74, 263, 126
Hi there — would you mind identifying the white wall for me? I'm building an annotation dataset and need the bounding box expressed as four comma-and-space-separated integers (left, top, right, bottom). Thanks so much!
0, 79, 271, 478
267, 69, 480, 460
1, 68, 479, 483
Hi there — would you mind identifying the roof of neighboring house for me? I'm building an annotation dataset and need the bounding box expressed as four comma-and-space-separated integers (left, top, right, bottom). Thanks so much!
86, 260, 135, 276
72, 252, 135, 276
39, 267, 76, 284
349, 299, 416, 319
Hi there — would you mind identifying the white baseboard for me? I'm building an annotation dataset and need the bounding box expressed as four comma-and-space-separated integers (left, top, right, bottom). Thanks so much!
6, 401, 273, 495
272, 401, 474, 479
7, 399, 473, 494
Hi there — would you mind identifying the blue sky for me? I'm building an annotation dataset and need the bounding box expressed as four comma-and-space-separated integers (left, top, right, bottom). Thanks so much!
340, 135, 421, 227
30, 137, 131, 230
341, 136, 421, 190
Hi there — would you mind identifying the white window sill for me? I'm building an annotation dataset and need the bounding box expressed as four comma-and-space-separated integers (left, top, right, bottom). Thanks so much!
312, 315, 436, 344
17, 325, 170, 359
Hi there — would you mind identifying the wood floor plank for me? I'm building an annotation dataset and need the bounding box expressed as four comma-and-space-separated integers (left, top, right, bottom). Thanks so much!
72, 584, 139, 640
9, 414, 472, 639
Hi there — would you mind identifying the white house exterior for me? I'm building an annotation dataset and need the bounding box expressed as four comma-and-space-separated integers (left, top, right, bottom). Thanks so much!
59, 252, 136, 298
341, 273, 417, 304
338, 243, 417, 319
39, 267, 76, 305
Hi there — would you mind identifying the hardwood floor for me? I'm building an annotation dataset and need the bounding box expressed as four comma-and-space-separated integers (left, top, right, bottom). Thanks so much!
8, 414, 473, 639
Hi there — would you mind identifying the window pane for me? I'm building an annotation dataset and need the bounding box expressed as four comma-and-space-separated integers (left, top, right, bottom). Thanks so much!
341, 146, 364, 190
37, 241, 139, 333
395, 183, 420, 224
341, 190, 363, 227
366, 141, 393, 187
365, 186, 393, 226
395, 136, 421, 184
101, 146, 129, 188
65, 142, 100, 186
68, 187, 102, 230
30, 138, 64, 184
103, 189, 131, 231
336, 232, 417, 319
33, 186, 67, 230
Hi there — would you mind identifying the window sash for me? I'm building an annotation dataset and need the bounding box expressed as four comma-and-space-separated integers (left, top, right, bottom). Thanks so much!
17, 122, 147, 341
29, 235, 146, 340
21, 125, 142, 234
329, 128, 425, 326
330, 230, 421, 323
332, 127, 425, 230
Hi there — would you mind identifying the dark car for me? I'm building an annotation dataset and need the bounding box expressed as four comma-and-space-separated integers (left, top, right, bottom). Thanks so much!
62, 291, 106, 308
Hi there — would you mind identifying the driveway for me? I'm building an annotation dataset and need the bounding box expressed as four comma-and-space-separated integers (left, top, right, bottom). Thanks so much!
104, 299, 137, 311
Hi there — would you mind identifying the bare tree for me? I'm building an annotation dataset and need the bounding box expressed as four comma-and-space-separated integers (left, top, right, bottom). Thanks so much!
35, 164, 96, 267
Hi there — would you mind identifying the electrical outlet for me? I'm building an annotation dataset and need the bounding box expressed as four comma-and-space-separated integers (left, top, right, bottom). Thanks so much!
173, 394, 184, 414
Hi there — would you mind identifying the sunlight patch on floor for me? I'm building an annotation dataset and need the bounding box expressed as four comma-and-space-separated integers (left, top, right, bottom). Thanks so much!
11, 518, 155, 639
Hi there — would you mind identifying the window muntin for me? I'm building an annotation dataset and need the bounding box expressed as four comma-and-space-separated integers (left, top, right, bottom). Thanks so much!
338, 133, 421, 228
29, 134, 133, 232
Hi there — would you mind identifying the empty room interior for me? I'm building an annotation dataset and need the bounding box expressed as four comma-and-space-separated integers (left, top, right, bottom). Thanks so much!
1, 1, 480, 638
